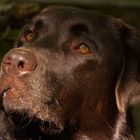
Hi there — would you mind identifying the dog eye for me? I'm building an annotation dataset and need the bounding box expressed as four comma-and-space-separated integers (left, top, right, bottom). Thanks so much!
76, 44, 91, 55
22, 30, 34, 42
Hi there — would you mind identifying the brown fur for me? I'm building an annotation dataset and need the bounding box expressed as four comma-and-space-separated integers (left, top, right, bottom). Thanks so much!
0, 6, 140, 140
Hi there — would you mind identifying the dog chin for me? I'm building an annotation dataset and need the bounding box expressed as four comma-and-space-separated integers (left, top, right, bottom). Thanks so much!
35, 111, 64, 134
39, 121, 64, 134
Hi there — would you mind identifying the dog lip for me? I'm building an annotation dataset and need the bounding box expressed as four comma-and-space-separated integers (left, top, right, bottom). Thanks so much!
0, 87, 11, 96
0, 77, 11, 93
0, 68, 31, 95
3, 88, 15, 98
0, 74, 12, 94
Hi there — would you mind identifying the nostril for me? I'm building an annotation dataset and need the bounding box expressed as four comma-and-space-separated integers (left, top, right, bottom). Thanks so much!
17, 61, 24, 69
2, 56, 13, 75
3, 57, 12, 65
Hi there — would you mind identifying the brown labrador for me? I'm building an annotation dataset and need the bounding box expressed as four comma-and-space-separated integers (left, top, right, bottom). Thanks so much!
0, 5, 140, 140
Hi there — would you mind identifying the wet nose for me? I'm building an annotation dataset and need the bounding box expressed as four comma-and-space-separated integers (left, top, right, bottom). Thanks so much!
2, 49, 37, 76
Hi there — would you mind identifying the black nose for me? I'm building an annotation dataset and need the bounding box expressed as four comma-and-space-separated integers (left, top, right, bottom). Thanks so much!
2, 49, 37, 76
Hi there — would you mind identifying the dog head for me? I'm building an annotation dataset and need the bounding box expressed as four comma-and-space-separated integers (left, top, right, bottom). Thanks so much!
0, 6, 140, 133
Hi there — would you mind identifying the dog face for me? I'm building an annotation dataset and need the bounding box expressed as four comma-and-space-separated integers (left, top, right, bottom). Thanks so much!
0, 6, 140, 134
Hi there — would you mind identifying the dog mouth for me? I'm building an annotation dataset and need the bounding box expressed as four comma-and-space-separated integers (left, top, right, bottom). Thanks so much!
2, 88, 64, 134
0, 73, 64, 134
0, 69, 30, 94
0, 90, 64, 134
0, 73, 24, 100
2, 88, 20, 102
2, 89, 12, 99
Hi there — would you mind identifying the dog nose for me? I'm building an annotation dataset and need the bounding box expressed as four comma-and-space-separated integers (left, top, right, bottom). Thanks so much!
2, 49, 37, 76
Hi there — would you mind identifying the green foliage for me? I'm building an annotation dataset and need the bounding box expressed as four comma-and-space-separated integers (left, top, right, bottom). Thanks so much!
0, 0, 13, 13
133, 104, 140, 139
0, 28, 20, 61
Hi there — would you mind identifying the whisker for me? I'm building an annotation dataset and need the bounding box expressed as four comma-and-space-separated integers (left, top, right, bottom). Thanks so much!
51, 87, 63, 111
14, 119, 32, 131
100, 115, 115, 133
16, 115, 28, 127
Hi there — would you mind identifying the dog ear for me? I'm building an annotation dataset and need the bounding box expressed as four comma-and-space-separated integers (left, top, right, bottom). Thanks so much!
114, 19, 140, 113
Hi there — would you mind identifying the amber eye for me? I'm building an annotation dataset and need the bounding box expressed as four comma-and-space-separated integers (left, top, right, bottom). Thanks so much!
76, 44, 91, 55
22, 30, 34, 42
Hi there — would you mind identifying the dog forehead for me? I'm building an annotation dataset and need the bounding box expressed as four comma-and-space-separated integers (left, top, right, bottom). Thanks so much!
31, 6, 121, 57
40, 5, 82, 16
33, 6, 81, 23
33, 6, 111, 30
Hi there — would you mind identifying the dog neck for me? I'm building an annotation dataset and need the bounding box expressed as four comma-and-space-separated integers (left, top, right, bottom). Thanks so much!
74, 112, 134, 140
74, 108, 135, 140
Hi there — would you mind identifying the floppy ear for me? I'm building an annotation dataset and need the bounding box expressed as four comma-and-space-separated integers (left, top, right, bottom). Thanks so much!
115, 19, 140, 113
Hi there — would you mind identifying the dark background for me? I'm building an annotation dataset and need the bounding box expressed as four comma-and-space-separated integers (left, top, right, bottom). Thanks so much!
0, 0, 140, 139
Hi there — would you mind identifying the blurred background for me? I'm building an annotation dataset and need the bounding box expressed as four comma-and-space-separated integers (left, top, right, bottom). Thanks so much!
0, 0, 140, 139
